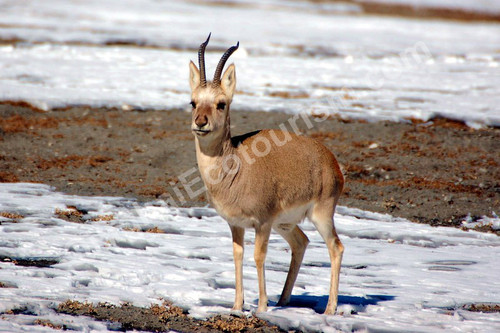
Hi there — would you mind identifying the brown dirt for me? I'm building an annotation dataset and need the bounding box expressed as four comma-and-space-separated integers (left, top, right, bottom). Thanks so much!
56, 300, 285, 333
462, 303, 500, 313
0, 211, 24, 220
1, 103, 498, 234
33, 319, 64, 331
314, 0, 500, 22
0, 255, 59, 268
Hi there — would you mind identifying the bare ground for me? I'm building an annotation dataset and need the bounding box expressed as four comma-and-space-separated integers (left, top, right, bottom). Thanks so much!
4, 300, 285, 332
0, 102, 498, 233
56, 300, 285, 333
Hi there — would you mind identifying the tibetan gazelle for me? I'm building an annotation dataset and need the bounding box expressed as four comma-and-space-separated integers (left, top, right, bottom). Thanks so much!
188, 34, 344, 315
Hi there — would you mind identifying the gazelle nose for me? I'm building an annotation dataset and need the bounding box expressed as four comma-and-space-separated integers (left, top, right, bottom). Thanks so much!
195, 115, 208, 128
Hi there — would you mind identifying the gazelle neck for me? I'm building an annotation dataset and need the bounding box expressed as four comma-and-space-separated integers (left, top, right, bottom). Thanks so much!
195, 116, 237, 194
195, 114, 233, 159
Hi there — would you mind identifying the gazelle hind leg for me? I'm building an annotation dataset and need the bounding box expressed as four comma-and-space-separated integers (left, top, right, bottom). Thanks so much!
310, 201, 344, 315
274, 225, 309, 307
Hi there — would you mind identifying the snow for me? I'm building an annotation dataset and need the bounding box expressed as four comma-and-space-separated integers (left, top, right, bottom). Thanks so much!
0, 0, 499, 127
461, 213, 500, 231
0, 183, 499, 332
0, 2, 499, 330
358, 0, 500, 14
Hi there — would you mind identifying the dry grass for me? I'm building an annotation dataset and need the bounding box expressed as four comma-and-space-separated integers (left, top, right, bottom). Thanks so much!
0, 212, 24, 220
123, 226, 164, 233
145, 226, 164, 234
91, 214, 114, 222
462, 303, 500, 313
33, 319, 64, 330
35, 155, 113, 170
0, 113, 110, 136
267, 90, 310, 99
202, 314, 282, 332
309, 132, 342, 141
139, 184, 167, 198
55, 207, 85, 223
0, 114, 58, 133
57, 300, 284, 332
57, 300, 97, 315
0, 171, 19, 182
149, 300, 185, 320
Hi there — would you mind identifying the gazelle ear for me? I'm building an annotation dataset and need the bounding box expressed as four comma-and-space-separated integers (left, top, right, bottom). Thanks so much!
221, 64, 236, 100
189, 61, 200, 91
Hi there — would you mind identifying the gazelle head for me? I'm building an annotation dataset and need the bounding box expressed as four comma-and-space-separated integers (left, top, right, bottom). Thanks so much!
189, 34, 239, 138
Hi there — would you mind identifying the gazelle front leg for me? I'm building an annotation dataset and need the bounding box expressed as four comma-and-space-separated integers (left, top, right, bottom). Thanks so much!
230, 225, 245, 311
254, 223, 272, 313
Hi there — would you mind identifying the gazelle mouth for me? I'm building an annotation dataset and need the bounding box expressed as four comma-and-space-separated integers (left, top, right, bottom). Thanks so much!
193, 129, 211, 136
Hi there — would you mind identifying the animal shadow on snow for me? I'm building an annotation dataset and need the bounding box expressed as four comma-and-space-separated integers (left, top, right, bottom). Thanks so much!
270, 294, 395, 314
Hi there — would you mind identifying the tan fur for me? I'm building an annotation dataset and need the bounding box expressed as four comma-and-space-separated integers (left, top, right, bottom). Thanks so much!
189, 56, 344, 314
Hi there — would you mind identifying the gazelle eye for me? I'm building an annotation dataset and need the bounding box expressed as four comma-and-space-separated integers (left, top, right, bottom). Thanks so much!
190, 101, 196, 109
217, 102, 226, 110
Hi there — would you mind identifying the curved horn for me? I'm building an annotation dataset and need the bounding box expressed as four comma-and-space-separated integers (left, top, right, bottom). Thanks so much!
198, 33, 211, 87
213, 41, 239, 85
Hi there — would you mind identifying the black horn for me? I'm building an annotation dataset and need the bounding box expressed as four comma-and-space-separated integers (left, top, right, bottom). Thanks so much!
213, 41, 239, 85
198, 33, 211, 87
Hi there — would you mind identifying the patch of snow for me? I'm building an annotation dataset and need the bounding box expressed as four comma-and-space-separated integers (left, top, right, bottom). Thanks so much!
0, 0, 499, 127
462, 213, 500, 231
0, 183, 499, 332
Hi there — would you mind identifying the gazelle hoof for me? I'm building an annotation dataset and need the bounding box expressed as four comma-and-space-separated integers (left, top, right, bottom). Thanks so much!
232, 305, 243, 311
256, 305, 268, 313
323, 307, 337, 315
276, 299, 290, 307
